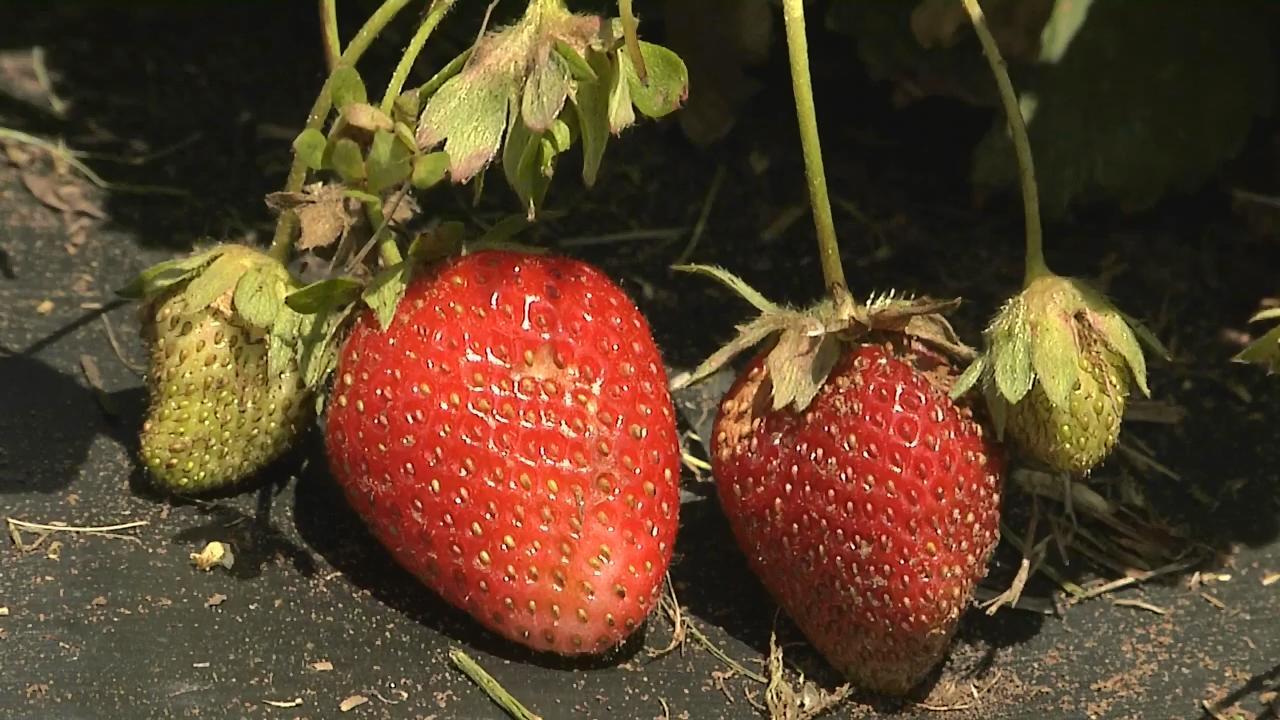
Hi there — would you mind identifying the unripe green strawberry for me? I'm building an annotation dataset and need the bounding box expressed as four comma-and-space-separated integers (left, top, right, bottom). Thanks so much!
1004, 341, 1127, 475
140, 294, 310, 493
952, 273, 1166, 476
124, 244, 312, 495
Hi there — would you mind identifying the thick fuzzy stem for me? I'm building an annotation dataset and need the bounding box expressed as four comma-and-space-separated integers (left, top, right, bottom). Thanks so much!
780, 0, 847, 297
618, 0, 647, 83
960, 0, 1050, 287
379, 0, 459, 114
268, 0, 415, 264
320, 0, 341, 71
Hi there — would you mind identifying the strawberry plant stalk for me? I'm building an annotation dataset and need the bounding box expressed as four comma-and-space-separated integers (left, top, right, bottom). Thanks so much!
960, 0, 1049, 287
618, 0, 647, 83
780, 0, 846, 297
379, 0, 458, 114
269, 0, 415, 264
320, 0, 340, 72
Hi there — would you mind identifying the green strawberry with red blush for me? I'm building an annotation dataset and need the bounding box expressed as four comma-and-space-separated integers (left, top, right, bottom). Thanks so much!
324, 250, 681, 655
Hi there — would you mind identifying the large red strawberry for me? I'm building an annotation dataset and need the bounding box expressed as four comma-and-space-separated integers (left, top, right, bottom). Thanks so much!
712, 340, 1003, 694
324, 250, 681, 655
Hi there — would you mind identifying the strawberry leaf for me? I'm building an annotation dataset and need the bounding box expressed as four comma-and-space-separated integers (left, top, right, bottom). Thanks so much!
572, 50, 616, 186
502, 104, 551, 220
621, 41, 689, 119
554, 40, 598, 83
285, 277, 361, 314
233, 264, 285, 330
411, 151, 451, 189
292, 129, 328, 171
393, 91, 421, 127
366, 130, 413, 194
417, 71, 514, 184
330, 138, 367, 183
362, 262, 409, 332
415, 48, 472, 104
1233, 323, 1280, 373
341, 102, 395, 134
1091, 310, 1150, 397
522, 50, 571, 133
268, 304, 305, 378
329, 65, 367, 110
115, 247, 225, 299
671, 264, 781, 314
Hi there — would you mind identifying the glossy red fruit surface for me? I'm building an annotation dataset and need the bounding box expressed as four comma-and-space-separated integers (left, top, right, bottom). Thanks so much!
712, 343, 1003, 693
325, 251, 681, 655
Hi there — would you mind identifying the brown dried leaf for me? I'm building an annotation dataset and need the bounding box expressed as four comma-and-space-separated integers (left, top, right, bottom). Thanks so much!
339, 695, 369, 712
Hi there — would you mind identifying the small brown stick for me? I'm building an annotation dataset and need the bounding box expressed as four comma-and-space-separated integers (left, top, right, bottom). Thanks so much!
449, 649, 542, 720
1111, 598, 1169, 615
101, 314, 146, 375
674, 164, 727, 265
983, 498, 1040, 614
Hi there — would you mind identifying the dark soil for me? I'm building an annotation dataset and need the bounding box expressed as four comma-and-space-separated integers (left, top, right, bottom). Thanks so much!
1, 4, 1278, 720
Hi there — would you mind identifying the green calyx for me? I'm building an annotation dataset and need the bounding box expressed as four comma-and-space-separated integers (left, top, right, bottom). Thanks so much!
952, 273, 1168, 470
1234, 307, 1280, 373
672, 264, 973, 414
415, 0, 688, 216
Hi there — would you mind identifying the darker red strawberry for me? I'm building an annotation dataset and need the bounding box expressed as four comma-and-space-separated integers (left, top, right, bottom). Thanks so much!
712, 342, 1003, 694
324, 250, 681, 655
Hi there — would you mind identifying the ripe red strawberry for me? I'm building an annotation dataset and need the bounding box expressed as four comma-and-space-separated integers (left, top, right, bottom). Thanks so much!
324, 250, 681, 655
713, 342, 1003, 694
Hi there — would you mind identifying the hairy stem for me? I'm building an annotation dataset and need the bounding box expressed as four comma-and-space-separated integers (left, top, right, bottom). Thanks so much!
319, 0, 341, 71
379, 0, 459, 114
780, 0, 846, 297
269, 0, 415, 264
618, 0, 647, 82
961, 0, 1049, 286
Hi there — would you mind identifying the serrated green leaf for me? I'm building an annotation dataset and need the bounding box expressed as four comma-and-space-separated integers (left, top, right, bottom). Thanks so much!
621, 41, 688, 119
362, 263, 409, 332
572, 51, 615, 187
285, 277, 361, 314
990, 301, 1034, 403
233, 265, 284, 329
330, 137, 367, 183
329, 65, 367, 109
366, 130, 412, 194
1233, 323, 1280, 373
115, 247, 224, 299
950, 355, 987, 400
411, 151, 451, 189
292, 129, 328, 171
522, 51, 571, 133
1029, 313, 1080, 409
341, 102, 395, 133
1092, 311, 1150, 397
417, 71, 514, 184
554, 40, 598, 83
180, 252, 249, 312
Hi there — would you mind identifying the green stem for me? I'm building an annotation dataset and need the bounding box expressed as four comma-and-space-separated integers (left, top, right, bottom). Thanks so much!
319, 0, 341, 71
960, 0, 1049, 287
779, 0, 846, 297
618, 0, 647, 83
450, 649, 543, 720
379, 0, 459, 114
268, 0, 415, 264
